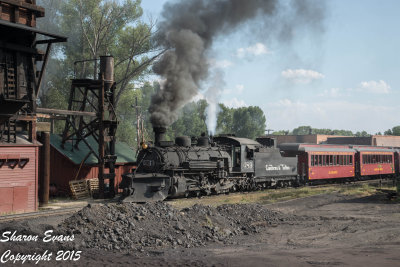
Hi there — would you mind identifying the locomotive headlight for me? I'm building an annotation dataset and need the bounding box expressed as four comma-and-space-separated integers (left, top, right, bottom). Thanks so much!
142, 143, 148, 149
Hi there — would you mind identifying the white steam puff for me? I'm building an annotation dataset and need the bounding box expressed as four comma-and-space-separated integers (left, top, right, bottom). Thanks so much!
205, 70, 224, 135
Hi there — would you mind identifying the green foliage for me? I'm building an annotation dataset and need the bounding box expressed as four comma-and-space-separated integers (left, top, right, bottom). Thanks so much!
216, 104, 234, 134
391, 126, 400, 136
384, 126, 400, 136
272, 130, 289, 135
37, 0, 160, 147
215, 104, 267, 139
292, 126, 312, 135
273, 126, 372, 137
384, 129, 392, 135
231, 106, 266, 139
354, 131, 371, 137
167, 100, 208, 140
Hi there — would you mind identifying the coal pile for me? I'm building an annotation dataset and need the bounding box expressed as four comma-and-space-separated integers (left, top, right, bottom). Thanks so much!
58, 202, 299, 253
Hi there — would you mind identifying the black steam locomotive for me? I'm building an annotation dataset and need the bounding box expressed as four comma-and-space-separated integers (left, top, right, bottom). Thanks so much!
120, 127, 299, 202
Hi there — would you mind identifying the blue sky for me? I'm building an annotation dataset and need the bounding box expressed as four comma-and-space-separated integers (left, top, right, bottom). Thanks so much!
141, 0, 400, 134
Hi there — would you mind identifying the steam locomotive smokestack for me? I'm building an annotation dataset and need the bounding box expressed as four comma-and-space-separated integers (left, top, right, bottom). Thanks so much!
154, 126, 167, 146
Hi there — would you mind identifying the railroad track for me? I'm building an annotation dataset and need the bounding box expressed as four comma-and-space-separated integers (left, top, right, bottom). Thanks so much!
0, 207, 82, 223
307, 177, 396, 189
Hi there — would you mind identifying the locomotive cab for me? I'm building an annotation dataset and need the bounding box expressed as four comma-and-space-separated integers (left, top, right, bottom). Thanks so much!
213, 136, 260, 173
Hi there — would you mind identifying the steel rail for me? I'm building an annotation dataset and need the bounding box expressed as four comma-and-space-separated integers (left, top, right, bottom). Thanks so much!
0, 207, 82, 223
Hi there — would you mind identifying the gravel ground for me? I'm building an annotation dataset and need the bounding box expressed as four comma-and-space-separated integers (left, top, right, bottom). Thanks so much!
0, 190, 399, 266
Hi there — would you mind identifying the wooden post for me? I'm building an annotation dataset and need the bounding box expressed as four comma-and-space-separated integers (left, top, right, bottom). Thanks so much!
98, 75, 105, 198
39, 132, 50, 205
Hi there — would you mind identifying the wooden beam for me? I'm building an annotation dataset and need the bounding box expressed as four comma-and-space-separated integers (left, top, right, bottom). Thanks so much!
36, 107, 96, 117
36, 42, 51, 96
0, 41, 44, 54
8, 115, 37, 121
0, 0, 45, 16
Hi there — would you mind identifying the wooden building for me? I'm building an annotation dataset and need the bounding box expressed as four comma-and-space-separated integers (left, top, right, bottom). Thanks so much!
327, 135, 400, 147
0, 0, 66, 214
259, 134, 345, 146
49, 134, 136, 196
0, 136, 40, 214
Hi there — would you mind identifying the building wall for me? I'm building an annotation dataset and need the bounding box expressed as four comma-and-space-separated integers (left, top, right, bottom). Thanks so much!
373, 136, 400, 147
0, 145, 39, 214
326, 136, 400, 147
50, 146, 135, 195
327, 137, 372, 145
262, 135, 343, 145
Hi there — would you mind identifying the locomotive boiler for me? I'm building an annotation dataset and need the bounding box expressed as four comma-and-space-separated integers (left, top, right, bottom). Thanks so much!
120, 127, 298, 202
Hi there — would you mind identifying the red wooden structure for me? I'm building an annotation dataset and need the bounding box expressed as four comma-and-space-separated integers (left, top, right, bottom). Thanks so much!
49, 134, 135, 196
0, 0, 65, 214
0, 138, 40, 214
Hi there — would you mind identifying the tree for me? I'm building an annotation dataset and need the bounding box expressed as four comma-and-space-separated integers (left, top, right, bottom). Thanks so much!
231, 106, 266, 139
168, 100, 208, 139
115, 85, 141, 147
216, 104, 234, 134
36, 0, 163, 149
59, 0, 162, 106
384, 126, 400, 136
390, 126, 400, 136
272, 130, 289, 135
292, 126, 312, 135
331, 129, 354, 136
37, 0, 162, 108
384, 129, 392, 135
355, 131, 371, 137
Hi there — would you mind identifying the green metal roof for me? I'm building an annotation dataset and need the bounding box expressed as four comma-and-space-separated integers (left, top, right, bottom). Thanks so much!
50, 134, 136, 165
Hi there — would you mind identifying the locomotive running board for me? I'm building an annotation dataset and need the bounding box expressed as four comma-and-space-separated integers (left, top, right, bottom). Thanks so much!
120, 173, 172, 203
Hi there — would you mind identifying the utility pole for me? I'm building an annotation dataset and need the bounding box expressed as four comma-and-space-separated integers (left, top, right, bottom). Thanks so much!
135, 97, 140, 149
265, 129, 274, 135
133, 97, 145, 151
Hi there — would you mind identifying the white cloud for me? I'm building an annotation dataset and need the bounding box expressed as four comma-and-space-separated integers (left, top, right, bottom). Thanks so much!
222, 98, 247, 108
237, 43, 269, 58
281, 69, 325, 84
319, 87, 341, 97
358, 80, 390, 94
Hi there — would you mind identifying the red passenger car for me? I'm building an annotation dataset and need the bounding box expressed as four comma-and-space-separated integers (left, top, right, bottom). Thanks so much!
353, 147, 395, 177
279, 144, 356, 181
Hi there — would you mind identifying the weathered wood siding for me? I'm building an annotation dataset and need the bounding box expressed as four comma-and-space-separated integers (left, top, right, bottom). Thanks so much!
0, 145, 39, 214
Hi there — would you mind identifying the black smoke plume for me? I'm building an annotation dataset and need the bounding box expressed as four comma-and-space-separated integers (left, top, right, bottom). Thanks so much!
149, 0, 325, 128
